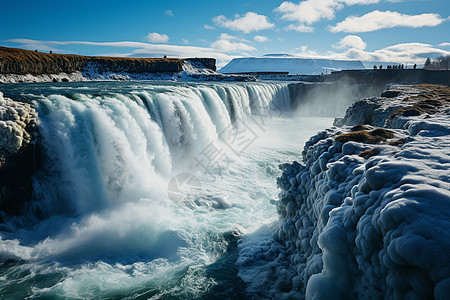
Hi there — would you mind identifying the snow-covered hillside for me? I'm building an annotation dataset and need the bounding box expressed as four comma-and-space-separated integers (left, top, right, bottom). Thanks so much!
237, 84, 450, 299
219, 57, 365, 75
0, 60, 256, 83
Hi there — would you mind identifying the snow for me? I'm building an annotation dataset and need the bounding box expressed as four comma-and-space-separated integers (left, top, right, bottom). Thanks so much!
238, 84, 450, 299
0, 72, 86, 84
219, 57, 366, 75
0, 60, 255, 83
0, 92, 37, 153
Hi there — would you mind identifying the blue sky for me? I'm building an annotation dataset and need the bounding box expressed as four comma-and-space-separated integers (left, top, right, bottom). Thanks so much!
1, 0, 449, 68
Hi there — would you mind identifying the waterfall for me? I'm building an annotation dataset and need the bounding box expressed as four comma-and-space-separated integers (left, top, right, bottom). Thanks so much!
0, 81, 340, 299
26, 82, 292, 219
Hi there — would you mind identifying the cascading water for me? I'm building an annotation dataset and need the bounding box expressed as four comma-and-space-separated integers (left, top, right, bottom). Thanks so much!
0, 81, 332, 299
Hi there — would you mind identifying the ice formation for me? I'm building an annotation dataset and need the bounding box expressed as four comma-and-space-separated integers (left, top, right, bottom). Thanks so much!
0, 92, 37, 153
238, 84, 450, 299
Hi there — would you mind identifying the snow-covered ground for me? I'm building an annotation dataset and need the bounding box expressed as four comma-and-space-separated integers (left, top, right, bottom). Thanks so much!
0, 72, 87, 84
238, 84, 450, 299
0, 61, 255, 84
0, 92, 37, 153
219, 57, 365, 75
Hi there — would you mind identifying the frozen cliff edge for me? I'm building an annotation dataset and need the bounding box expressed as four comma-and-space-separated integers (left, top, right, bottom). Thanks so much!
0, 92, 39, 219
238, 84, 450, 299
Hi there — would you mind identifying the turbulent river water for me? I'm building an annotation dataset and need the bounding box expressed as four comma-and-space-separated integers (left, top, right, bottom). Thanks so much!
0, 81, 333, 299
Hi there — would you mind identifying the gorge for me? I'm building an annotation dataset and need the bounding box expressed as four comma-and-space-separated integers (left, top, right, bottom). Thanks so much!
0, 76, 449, 298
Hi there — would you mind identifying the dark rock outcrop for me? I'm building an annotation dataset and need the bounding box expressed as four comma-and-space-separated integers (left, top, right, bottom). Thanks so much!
0, 46, 216, 75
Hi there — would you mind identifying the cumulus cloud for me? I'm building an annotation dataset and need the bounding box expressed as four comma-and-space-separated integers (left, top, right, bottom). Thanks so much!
146, 32, 169, 43
210, 33, 256, 52
212, 12, 275, 33
330, 10, 447, 33
292, 40, 450, 64
275, 0, 340, 25
254, 35, 271, 42
285, 23, 315, 32
165, 10, 173, 17
293, 45, 320, 57
274, 0, 379, 32
333, 35, 366, 50
204, 25, 215, 30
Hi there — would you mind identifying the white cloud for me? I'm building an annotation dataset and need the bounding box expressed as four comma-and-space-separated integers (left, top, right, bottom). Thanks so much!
6, 38, 236, 64
285, 23, 314, 32
203, 25, 215, 30
182, 38, 189, 45
210, 33, 256, 52
330, 10, 447, 33
333, 35, 366, 50
217, 33, 239, 40
274, 0, 378, 32
438, 42, 450, 47
292, 41, 450, 64
254, 35, 271, 42
146, 32, 169, 43
293, 45, 320, 57
341, 0, 379, 4
3, 39, 64, 52
212, 12, 275, 33
275, 0, 340, 25
165, 10, 173, 17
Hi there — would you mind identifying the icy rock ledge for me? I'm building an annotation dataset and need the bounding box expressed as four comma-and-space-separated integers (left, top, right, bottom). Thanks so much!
0, 92, 37, 153
239, 84, 450, 299
0, 92, 39, 217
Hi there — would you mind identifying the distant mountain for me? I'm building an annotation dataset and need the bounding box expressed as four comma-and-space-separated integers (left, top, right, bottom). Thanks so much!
262, 54, 295, 57
219, 57, 365, 75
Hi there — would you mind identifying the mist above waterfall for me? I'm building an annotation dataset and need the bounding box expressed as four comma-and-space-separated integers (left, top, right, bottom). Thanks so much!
291, 82, 384, 118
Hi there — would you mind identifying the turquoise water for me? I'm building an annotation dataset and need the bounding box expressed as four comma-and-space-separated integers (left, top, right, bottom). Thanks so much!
0, 81, 332, 299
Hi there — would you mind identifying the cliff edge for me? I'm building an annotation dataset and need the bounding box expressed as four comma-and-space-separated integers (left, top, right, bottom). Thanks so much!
0, 46, 217, 82
0, 92, 39, 219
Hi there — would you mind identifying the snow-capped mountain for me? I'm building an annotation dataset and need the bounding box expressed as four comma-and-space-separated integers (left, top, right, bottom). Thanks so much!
219, 57, 366, 75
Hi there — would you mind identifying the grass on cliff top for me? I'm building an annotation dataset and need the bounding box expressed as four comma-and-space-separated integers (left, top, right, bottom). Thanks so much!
389, 84, 450, 120
335, 128, 395, 144
0, 46, 183, 64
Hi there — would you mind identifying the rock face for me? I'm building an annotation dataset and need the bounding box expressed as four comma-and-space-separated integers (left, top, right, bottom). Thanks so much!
185, 58, 217, 71
0, 46, 216, 75
0, 92, 39, 218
